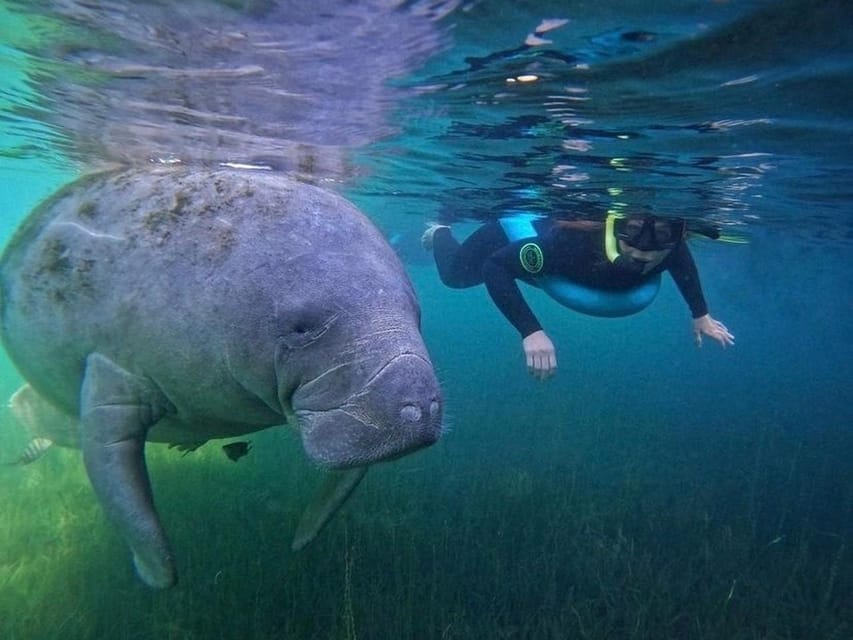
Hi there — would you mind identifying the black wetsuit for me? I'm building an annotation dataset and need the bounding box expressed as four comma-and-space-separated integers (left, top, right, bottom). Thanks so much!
432, 219, 708, 338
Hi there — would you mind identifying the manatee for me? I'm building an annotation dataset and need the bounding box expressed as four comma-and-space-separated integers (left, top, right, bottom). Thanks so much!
0, 166, 442, 588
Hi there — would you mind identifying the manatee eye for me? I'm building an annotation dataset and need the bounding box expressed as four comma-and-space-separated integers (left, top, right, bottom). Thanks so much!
280, 312, 337, 348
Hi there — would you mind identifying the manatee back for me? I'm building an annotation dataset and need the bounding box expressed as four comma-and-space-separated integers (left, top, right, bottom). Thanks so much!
0, 167, 416, 419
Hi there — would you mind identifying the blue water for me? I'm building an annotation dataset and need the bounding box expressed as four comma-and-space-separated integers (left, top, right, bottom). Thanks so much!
1, 1, 851, 638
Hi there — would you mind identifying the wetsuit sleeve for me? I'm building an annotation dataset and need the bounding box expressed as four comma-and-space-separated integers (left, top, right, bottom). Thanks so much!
481, 242, 543, 338
667, 242, 709, 318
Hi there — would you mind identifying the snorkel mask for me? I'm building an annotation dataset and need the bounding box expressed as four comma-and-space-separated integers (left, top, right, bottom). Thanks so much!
605, 214, 686, 274
616, 215, 686, 251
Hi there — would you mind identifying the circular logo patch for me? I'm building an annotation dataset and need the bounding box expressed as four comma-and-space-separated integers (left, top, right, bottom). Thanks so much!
519, 242, 544, 274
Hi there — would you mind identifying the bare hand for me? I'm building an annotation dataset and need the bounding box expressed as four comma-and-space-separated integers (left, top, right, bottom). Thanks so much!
522, 330, 557, 379
693, 314, 735, 349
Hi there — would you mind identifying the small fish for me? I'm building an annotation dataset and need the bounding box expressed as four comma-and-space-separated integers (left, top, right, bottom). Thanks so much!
9, 437, 54, 465
222, 441, 251, 462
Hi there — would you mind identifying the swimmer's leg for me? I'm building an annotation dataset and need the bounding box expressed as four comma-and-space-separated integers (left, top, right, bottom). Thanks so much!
432, 222, 507, 288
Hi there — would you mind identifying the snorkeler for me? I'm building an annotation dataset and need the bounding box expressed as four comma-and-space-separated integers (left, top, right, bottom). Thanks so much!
423, 214, 734, 379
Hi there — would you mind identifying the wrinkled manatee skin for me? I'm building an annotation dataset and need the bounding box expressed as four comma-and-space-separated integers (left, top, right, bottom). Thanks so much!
0, 166, 443, 587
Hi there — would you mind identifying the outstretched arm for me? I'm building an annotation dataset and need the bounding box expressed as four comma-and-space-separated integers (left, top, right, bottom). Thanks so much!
668, 242, 735, 349
482, 244, 557, 379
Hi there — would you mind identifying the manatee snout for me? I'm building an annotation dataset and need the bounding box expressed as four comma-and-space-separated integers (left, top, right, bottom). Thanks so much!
297, 352, 442, 468
372, 352, 443, 453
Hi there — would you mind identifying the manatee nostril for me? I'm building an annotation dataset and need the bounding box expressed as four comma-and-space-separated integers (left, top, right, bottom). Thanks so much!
400, 403, 422, 424
429, 400, 440, 417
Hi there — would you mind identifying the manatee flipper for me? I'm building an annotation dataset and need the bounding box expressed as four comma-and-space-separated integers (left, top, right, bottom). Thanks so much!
80, 353, 176, 589
292, 466, 368, 551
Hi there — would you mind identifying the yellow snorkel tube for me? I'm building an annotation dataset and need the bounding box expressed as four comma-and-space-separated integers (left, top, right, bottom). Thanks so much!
604, 212, 623, 263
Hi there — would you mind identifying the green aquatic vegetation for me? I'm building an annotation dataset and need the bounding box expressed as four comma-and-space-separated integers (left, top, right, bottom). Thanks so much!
0, 400, 849, 639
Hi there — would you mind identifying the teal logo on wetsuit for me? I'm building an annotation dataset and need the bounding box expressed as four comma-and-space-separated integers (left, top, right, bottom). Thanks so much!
519, 242, 544, 274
